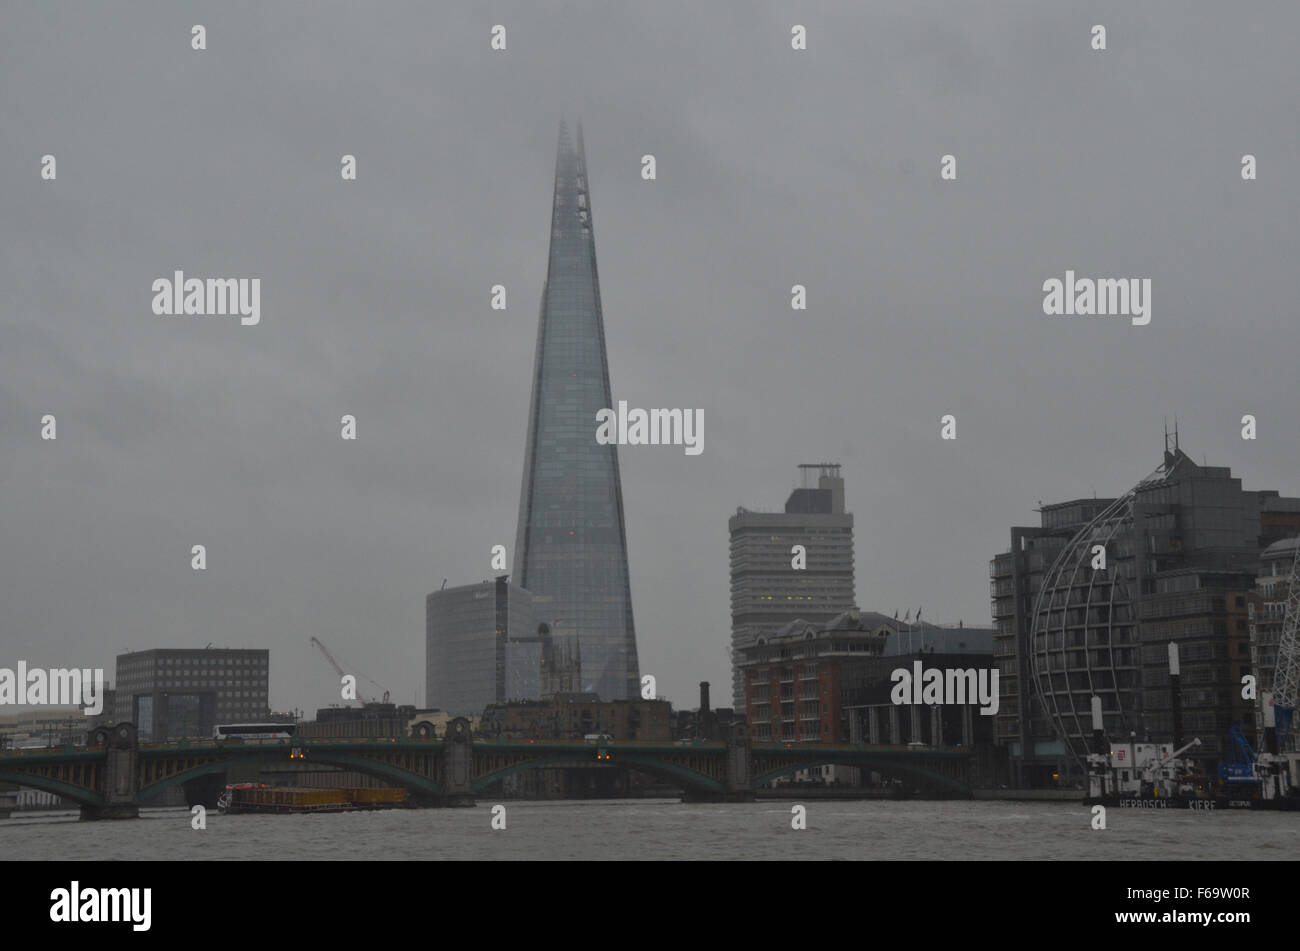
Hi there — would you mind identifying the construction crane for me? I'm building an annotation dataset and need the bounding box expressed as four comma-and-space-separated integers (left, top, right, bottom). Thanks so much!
1239, 538, 1300, 802
1220, 723, 1258, 784
1258, 539, 1300, 801
1248, 540, 1300, 741
1271, 540, 1300, 732
309, 636, 390, 706
1140, 737, 1201, 797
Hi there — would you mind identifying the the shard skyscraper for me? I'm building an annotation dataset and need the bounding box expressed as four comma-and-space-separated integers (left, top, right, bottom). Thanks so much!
514, 121, 641, 701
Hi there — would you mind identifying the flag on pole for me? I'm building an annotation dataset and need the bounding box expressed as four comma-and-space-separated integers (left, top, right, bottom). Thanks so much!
904, 611, 911, 623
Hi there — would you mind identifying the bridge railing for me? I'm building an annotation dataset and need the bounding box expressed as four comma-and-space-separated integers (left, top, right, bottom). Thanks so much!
0, 746, 99, 758
1, 738, 973, 756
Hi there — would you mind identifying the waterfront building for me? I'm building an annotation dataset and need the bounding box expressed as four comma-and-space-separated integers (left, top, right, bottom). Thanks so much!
990, 436, 1300, 785
735, 609, 996, 784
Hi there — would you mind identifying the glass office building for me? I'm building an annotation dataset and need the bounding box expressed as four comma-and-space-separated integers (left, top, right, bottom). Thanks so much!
426, 576, 542, 716
513, 121, 640, 701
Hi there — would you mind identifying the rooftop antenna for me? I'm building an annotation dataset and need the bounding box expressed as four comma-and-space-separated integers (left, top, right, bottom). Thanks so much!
797, 462, 842, 489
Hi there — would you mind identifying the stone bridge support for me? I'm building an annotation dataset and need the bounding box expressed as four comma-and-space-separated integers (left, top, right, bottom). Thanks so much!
722, 722, 756, 802
441, 717, 476, 807
83, 723, 140, 820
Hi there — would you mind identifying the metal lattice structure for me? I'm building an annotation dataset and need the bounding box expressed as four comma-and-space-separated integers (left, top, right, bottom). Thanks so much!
1272, 541, 1300, 718
1027, 461, 1175, 767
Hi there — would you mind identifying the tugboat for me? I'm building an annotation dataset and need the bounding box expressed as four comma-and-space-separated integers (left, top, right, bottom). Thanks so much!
216, 783, 269, 814
1084, 735, 1219, 809
1082, 694, 1299, 811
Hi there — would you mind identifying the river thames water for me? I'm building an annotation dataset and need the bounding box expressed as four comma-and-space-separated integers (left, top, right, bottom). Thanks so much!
4, 799, 1298, 860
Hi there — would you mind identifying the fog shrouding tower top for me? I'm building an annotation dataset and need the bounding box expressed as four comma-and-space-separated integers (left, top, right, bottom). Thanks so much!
513, 120, 641, 701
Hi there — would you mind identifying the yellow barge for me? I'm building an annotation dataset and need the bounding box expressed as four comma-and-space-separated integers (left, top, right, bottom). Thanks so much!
218, 784, 409, 814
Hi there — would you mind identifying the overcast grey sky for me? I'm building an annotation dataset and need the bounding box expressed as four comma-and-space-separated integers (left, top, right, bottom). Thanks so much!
3, 1, 1298, 715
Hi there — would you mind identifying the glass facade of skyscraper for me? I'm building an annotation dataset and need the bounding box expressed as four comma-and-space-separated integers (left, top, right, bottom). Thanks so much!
513, 121, 640, 701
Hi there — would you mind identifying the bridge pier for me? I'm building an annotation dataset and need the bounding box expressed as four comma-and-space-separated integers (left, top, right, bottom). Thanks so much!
721, 722, 755, 802
440, 717, 476, 807
183, 773, 227, 810
80, 802, 140, 820
678, 723, 756, 802
83, 723, 141, 820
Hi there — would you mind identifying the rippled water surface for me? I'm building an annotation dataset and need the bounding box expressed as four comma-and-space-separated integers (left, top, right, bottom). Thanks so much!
6, 799, 1299, 860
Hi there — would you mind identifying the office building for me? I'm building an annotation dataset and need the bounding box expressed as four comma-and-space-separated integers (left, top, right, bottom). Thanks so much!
729, 463, 857, 710
426, 575, 545, 716
735, 609, 996, 783
990, 436, 1300, 785
113, 648, 268, 741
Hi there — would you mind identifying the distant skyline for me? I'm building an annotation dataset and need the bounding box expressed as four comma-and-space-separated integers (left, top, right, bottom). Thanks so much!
2, 1, 1298, 717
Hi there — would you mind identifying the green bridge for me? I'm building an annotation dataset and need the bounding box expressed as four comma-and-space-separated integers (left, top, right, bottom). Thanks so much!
0, 720, 974, 819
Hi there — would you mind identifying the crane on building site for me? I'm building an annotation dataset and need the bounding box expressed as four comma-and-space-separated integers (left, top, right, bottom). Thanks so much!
1270, 539, 1300, 734
309, 636, 390, 706
1242, 537, 1300, 801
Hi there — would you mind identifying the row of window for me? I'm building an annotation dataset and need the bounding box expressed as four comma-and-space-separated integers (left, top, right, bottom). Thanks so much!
153, 685, 266, 695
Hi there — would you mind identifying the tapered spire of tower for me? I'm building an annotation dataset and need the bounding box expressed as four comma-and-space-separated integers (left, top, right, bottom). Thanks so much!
514, 121, 640, 700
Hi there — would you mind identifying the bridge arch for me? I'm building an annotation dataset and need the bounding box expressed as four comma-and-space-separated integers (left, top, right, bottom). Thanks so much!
137, 749, 445, 801
472, 754, 724, 795
0, 770, 103, 807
